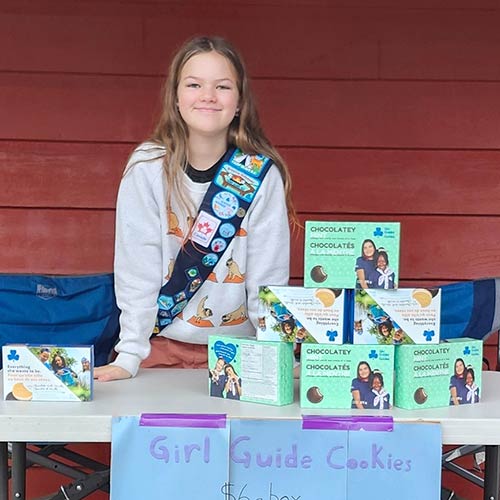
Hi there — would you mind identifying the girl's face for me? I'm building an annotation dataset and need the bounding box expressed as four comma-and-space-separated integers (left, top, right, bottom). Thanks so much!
358, 363, 370, 380
177, 51, 239, 141
455, 360, 465, 376
296, 327, 307, 339
55, 356, 63, 367
363, 241, 376, 259
372, 376, 382, 391
393, 329, 404, 342
466, 372, 474, 385
226, 366, 235, 377
284, 322, 293, 334
377, 255, 387, 270
215, 359, 225, 372
380, 325, 390, 337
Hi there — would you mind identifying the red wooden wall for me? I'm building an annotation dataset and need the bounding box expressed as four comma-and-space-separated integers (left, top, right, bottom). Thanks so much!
2, 0, 500, 287
2, 2, 500, 498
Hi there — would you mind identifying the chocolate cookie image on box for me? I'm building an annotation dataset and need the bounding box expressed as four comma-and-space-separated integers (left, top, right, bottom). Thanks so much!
310, 265, 328, 283
306, 386, 324, 403
414, 387, 428, 404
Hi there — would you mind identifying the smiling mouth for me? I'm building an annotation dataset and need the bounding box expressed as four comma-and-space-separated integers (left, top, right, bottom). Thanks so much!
195, 107, 221, 112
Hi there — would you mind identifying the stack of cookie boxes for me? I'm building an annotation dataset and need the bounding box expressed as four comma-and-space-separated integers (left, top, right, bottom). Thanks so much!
208, 220, 483, 409
254, 220, 482, 410
348, 286, 482, 409
256, 284, 397, 410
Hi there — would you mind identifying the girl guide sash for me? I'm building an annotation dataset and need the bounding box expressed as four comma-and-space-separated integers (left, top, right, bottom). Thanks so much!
155, 147, 273, 332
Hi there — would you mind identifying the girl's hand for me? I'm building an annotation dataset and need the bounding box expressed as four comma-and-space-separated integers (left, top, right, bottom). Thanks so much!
94, 364, 132, 382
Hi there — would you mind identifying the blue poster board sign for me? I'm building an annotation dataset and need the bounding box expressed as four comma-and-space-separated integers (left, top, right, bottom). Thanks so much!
347, 422, 441, 500
111, 415, 441, 500
111, 414, 229, 499
229, 419, 348, 500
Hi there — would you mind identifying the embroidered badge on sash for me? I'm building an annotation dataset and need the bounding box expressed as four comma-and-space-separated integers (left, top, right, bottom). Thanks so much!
212, 191, 239, 219
219, 223, 236, 238
230, 149, 270, 176
190, 210, 220, 247
211, 238, 227, 253
158, 295, 174, 311
215, 165, 261, 202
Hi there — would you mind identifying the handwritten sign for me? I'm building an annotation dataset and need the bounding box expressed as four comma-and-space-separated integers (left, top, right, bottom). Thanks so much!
111, 417, 441, 500
347, 423, 441, 499
111, 415, 229, 499
228, 419, 348, 500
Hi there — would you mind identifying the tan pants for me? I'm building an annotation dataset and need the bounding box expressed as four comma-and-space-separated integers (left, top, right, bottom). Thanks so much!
140, 336, 208, 369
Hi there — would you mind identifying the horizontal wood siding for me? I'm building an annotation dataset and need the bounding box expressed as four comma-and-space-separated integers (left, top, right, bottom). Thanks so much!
1, 0, 500, 288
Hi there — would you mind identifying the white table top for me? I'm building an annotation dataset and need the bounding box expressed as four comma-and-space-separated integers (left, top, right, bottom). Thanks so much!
1, 369, 499, 445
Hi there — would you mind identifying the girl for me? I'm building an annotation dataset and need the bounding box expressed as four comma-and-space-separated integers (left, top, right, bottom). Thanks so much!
351, 361, 373, 409
377, 320, 394, 345
464, 367, 480, 404
209, 357, 226, 398
354, 239, 378, 289
95, 36, 295, 381
449, 358, 466, 405
280, 317, 297, 342
223, 363, 242, 400
374, 250, 395, 289
368, 371, 391, 409
52, 355, 77, 387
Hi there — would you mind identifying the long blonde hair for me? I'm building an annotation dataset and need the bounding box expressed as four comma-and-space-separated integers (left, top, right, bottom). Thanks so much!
149, 36, 296, 224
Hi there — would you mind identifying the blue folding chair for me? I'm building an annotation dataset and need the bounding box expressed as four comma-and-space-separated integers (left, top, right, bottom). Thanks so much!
0, 273, 120, 499
439, 278, 500, 500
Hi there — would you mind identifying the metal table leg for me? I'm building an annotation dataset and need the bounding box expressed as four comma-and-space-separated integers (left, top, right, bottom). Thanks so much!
484, 445, 500, 500
11, 442, 26, 500
0, 442, 8, 500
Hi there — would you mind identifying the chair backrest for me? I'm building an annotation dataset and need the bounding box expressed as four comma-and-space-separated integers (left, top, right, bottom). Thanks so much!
440, 278, 500, 341
0, 273, 120, 368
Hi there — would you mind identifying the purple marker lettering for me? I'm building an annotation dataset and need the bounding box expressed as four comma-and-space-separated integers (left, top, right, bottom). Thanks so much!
326, 445, 345, 469
184, 443, 201, 463
150, 435, 168, 462
393, 458, 403, 471
230, 435, 251, 468
285, 445, 298, 468
371, 444, 385, 469
256, 453, 272, 468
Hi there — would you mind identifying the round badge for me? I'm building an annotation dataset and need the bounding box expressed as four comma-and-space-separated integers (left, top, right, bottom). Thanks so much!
211, 238, 227, 253
219, 222, 236, 239
202, 253, 219, 267
236, 207, 246, 218
212, 191, 239, 219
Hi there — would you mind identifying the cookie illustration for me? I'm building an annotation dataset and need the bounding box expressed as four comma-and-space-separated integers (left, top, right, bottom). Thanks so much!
412, 289, 433, 308
315, 288, 335, 307
414, 387, 428, 404
12, 382, 33, 401
306, 386, 324, 403
310, 265, 328, 283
